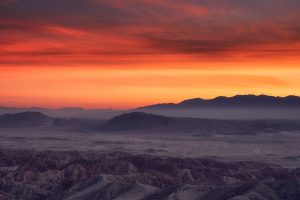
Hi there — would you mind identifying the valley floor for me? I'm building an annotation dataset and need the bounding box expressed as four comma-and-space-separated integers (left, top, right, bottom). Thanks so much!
0, 128, 299, 168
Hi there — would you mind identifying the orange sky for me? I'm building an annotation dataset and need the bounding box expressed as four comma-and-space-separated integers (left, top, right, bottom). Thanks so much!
1, 0, 300, 108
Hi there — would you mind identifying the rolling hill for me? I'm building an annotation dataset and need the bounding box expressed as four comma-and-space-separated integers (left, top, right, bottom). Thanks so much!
100, 112, 300, 134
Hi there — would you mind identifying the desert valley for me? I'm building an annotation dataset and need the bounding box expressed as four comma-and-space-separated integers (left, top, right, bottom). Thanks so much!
0, 95, 299, 200
1, 0, 300, 199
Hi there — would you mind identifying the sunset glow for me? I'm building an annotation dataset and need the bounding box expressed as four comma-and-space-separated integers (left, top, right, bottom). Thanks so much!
1, 0, 300, 108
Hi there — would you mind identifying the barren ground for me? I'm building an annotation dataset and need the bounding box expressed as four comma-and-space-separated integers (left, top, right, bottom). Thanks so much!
0, 128, 299, 168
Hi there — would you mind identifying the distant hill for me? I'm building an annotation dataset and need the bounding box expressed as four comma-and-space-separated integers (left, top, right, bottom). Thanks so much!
137, 95, 300, 109
101, 112, 174, 131
0, 112, 53, 128
1, 111, 300, 135
0, 112, 104, 130
2, 95, 300, 120
101, 112, 300, 134
0, 107, 124, 119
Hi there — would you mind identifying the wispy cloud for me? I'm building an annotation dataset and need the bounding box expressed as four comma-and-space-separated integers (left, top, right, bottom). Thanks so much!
0, 0, 21, 6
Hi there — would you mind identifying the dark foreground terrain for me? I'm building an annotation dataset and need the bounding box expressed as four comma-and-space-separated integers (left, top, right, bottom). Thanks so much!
0, 149, 299, 200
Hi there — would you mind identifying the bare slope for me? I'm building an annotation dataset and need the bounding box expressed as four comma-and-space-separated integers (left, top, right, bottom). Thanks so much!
101, 112, 300, 134
0, 149, 299, 200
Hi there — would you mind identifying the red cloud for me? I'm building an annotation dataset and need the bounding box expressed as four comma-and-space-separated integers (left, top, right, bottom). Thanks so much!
0, 0, 300, 66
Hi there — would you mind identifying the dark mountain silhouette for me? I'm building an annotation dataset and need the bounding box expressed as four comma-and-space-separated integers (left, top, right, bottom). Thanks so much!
101, 112, 300, 134
137, 95, 300, 109
0, 112, 104, 130
2, 111, 300, 134
0, 112, 53, 128
1, 95, 300, 120
101, 112, 174, 131
0, 107, 124, 119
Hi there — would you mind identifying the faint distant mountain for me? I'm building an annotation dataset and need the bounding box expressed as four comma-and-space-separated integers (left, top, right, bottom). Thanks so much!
0, 111, 104, 130
137, 95, 300, 109
101, 112, 300, 134
0, 107, 124, 119
101, 112, 174, 131
0, 112, 53, 128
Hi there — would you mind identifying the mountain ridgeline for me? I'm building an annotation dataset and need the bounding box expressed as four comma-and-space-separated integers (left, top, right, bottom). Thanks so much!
1, 95, 300, 132
136, 95, 300, 119
138, 95, 300, 109
1, 95, 300, 120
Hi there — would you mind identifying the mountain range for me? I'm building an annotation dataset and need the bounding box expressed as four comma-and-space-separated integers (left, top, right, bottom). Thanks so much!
135, 95, 300, 119
2, 111, 300, 135
137, 95, 300, 109
1, 95, 300, 120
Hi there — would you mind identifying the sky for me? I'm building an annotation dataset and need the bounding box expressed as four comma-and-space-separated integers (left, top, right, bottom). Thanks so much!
1, 0, 300, 108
